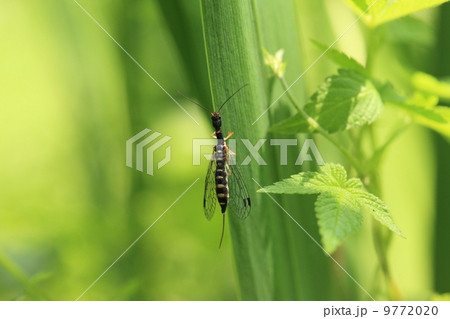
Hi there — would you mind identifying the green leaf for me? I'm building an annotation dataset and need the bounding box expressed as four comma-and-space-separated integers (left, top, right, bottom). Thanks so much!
378, 81, 450, 141
311, 40, 366, 74
345, 177, 364, 189
342, 0, 450, 27
316, 191, 363, 253
377, 81, 406, 104
378, 80, 440, 109
392, 102, 446, 122
390, 100, 450, 141
307, 69, 384, 133
407, 91, 440, 109
411, 72, 450, 100
270, 69, 383, 134
258, 164, 404, 253
349, 189, 405, 237
409, 106, 450, 141
259, 171, 323, 194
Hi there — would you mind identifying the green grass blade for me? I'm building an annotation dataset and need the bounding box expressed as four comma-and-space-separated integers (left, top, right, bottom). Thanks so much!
201, 0, 338, 300
200, 0, 281, 300
432, 2, 450, 293
200, 0, 272, 300
156, 0, 212, 105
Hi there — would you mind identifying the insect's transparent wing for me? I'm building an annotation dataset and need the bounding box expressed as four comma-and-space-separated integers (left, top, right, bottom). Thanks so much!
227, 164, 251, 219
203, 153, 217, 220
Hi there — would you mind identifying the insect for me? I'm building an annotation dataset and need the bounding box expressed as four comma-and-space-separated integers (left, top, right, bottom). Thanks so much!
179, 85, 251, 248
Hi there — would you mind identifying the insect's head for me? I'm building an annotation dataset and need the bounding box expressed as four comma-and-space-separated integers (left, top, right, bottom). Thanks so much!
211, 112, 222, 130
177, 84, 248, 132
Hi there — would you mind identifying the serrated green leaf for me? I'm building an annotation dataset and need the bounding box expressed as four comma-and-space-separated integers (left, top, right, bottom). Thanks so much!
259, 163, 403, 253
318, 163, 348, 185
316, 191, 363, 253
342, 0, 450, 27
349, 189, 405, 237
258, 164, 350, 195
344, 178, 364, 189
307, 69, 384, 133
270, 69, 384, 134
311, 40, 366, 74
257, 171, 326, 195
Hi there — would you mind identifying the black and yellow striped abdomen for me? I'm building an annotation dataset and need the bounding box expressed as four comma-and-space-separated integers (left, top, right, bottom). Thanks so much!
215, 144, 229, 213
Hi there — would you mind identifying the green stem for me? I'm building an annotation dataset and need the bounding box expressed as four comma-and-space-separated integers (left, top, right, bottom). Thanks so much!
279, 78, 301, 113
364, 26, 404, 300
366, 174, 402, 301
372, 220, 402, 300
368, 124, 409, 171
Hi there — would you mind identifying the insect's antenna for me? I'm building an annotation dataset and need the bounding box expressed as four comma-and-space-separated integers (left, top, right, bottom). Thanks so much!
218, 214, 225, 249
217, 84, 249, 112
177, 91, 212, 113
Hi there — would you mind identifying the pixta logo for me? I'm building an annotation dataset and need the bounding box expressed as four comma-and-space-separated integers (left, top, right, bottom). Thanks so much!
192, 138, 324, 166
126, 129, 172, 176
126, 129, 324, 176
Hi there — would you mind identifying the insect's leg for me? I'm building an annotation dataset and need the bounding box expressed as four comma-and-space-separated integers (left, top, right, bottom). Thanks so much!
223, 145, 235, 169
210, 131, 217, 138
224, 132, 234, 141
224, 144, 236, 160
225, 162, 231, 175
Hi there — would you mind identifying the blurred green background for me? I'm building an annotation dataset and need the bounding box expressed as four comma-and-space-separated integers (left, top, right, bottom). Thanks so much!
0, 0, 449, 300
